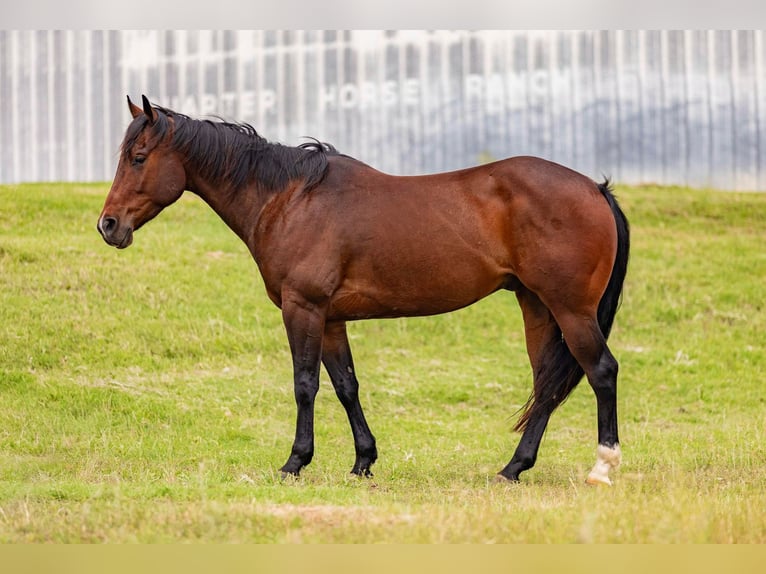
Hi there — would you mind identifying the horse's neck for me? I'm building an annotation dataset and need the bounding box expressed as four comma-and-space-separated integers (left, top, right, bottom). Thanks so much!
186, 176, 273, 248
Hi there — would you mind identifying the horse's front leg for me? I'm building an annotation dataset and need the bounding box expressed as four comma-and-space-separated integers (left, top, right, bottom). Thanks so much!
279, 294, 326, 477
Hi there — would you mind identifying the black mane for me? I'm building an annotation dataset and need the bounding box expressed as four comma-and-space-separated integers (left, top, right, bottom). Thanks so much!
121, 106, 337, 192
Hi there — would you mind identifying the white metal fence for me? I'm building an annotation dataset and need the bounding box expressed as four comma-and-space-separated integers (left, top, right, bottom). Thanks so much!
1, 30, 764, 190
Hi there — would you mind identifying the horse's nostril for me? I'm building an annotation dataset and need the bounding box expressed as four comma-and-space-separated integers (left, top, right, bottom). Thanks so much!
100, 216, 117, 234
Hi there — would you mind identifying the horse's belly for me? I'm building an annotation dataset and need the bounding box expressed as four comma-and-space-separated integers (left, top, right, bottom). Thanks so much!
327, 257, 506, 320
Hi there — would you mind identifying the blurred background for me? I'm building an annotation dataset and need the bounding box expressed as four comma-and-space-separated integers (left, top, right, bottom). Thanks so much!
1, 30, 764, 190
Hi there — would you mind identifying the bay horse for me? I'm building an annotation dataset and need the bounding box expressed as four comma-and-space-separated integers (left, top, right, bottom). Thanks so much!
98, 96, 629, 485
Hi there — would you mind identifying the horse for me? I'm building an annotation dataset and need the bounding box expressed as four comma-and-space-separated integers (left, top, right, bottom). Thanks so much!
98, 95, 630, 485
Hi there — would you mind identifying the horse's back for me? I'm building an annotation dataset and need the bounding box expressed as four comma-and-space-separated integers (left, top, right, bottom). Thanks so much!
322, 154, 607, 216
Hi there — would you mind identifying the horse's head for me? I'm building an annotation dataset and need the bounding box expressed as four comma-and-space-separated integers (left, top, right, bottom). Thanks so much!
98, 95, 186, 249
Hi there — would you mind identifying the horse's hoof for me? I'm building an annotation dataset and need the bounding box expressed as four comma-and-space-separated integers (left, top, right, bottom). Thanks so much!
585, 473, 612, 486
494, 473, 519, 484
585, 444, 620, 486
351, 469, 374, 478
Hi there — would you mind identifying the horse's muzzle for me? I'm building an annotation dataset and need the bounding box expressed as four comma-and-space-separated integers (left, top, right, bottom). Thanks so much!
97, 216, 133, 249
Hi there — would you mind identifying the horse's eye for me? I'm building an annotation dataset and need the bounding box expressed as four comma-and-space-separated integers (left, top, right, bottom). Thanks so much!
132, 155, 146, 166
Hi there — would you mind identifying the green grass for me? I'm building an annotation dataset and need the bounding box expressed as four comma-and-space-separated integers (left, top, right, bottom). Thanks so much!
0, 182, 765, 542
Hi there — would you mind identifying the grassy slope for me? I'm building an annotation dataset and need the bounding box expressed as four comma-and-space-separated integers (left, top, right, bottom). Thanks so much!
0, 182, 764, 542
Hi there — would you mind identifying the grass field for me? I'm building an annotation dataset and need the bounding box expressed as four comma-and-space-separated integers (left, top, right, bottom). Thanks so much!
0, 181, 765, 543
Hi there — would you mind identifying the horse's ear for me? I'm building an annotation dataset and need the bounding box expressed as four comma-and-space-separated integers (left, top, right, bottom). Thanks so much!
141, 94, 158, 125
127, 95, 143, 119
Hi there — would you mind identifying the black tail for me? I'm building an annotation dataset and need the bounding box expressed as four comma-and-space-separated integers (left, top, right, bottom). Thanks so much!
514, 179, 630, 432
595, 179, 630, 340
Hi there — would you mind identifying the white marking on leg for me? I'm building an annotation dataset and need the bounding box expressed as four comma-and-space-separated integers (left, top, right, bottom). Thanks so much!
586, 444, 621, 486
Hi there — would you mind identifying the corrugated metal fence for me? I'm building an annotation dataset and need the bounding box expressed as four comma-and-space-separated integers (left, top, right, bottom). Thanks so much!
1, 30, 764, 190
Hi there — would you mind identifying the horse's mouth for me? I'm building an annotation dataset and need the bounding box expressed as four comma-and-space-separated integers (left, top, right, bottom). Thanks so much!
115, 230, 134, 249
100, 227, 133, 249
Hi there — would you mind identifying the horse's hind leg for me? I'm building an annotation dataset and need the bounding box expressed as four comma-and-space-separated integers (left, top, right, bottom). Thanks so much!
498, 288, 563, 481
321, 321, 378, 476
553, 310, 621, 486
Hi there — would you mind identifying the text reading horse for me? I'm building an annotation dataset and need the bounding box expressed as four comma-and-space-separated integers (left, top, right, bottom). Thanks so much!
99, 96, 629, 485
